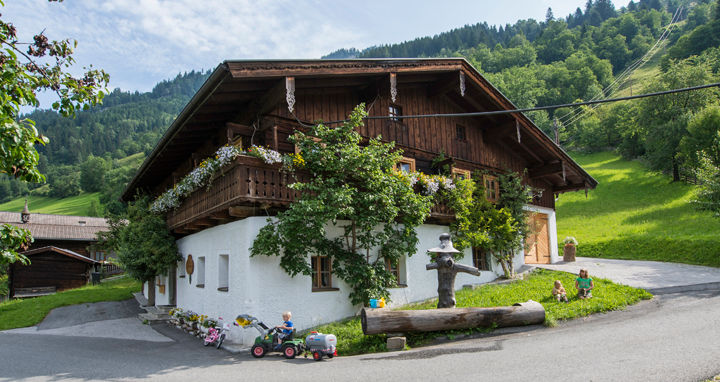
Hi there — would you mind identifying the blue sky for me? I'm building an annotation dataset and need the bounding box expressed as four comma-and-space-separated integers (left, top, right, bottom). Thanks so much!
6, 0, 588, 106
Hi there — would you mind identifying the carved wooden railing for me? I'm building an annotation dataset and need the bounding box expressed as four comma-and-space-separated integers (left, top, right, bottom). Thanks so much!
166, 156, 310, 230
166, 155, 457, 231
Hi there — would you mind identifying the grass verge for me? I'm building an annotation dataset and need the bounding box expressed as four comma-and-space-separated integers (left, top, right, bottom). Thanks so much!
556, 151, 720, 267
0, 276, 140, 331
305, 269, 652, 356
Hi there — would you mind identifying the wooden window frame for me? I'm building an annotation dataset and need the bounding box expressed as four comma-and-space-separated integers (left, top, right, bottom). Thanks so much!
452, 168, 471, 180
484, 175, 499, 203
311, 255, 337, 291
389, 104, 403, 122
456, 124, 467, 141
395, 157, 416, 173
472, 247, 491, 271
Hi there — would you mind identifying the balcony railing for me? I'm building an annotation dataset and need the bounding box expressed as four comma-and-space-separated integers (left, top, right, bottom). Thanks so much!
166, 155, 455, 232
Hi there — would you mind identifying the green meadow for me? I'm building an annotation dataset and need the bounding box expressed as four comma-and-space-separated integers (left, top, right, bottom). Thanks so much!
0, 192, 102, 216
556, 151, 720, 267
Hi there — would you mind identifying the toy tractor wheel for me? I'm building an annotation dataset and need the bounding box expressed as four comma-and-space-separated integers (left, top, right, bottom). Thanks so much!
282, 345, 297, 359
327, 354, 334, 359
313, 351, 322, 361
251, 344, 267, 358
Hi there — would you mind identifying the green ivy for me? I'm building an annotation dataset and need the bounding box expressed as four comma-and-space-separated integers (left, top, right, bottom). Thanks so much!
250, 106, 434, 306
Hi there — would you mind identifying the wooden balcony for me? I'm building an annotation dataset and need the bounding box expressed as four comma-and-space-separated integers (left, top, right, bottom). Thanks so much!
166, 155, 456, 234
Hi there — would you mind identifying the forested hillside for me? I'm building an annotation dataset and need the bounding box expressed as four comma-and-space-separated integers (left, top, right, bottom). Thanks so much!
3, 0, 720, 220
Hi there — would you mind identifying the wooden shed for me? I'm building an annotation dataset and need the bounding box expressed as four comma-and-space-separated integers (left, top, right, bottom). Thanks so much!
9, 246, 98, 297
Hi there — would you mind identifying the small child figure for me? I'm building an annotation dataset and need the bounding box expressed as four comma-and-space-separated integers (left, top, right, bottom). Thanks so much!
552, 280, 569, 303
575, 268, 594, 299
274, 311, 293, 349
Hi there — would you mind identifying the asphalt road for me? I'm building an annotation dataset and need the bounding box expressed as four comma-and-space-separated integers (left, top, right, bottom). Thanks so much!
1, 289, 719, 382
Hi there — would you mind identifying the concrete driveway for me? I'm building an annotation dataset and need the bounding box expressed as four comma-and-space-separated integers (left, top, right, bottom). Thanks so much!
535, 256, 720, 294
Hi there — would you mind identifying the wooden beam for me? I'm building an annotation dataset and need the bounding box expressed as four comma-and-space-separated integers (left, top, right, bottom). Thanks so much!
483, 121, 516, 142
554, 182, 586, 193
184, 223, 201, 231
529, 162, 564, 179
228, 206, 258, 218
357, 76, 389, 104
210, 210, 232, 220
194, 217, 215, 226
174, 228, 192, 234
426, 72, 459, 99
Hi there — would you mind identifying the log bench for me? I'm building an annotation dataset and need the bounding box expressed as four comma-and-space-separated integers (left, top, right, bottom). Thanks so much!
13, 286, 57, 298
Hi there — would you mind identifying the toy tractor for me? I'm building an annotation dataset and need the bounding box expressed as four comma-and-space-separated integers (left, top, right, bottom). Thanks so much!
236, 314, 337, 361
236, 314, 306, 359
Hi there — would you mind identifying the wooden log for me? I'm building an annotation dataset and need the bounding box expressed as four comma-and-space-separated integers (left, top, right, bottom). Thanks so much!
360, 300, 545, 335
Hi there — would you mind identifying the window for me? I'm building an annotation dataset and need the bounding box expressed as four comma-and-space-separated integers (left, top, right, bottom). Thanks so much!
91, 250, 105, 262
196, 256, 205, 288
311, 256, 335, 291
389, 105, 402, 122
452, 168, 471, 180
218, 254, 229, 292
395, 157, 416, 173
472, 248, 491, 271
456, 125, 466, 140
178, 257, 186, 278
484, 175, 499, 203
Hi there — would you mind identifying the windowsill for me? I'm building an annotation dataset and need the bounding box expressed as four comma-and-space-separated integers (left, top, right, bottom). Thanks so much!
179, 275, 185, 278
389, 284, 408, 289
217, 287, 228, 292
312, 287, 340, 292
196, 284, 205, 288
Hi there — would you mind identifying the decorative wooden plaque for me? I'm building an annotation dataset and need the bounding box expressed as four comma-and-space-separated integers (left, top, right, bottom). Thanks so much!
185, 255, 194, 275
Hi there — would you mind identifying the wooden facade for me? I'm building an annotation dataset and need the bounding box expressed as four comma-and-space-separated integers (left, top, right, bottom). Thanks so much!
9, 246, 98, 297
122, 59, 597, 235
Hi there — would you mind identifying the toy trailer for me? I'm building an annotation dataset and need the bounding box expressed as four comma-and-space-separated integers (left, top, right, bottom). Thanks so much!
304, 332, 337, 361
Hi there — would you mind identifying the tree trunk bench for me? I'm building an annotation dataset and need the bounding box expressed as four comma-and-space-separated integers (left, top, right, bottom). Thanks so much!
13, 286, 57, 298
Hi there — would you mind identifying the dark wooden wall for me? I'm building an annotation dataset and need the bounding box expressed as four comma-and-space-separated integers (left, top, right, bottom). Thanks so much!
31, 239, 93, 258
271, 86, 555, 210
10, 252, 92, 292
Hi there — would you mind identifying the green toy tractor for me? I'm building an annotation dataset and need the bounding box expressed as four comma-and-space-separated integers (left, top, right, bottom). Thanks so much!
236, 314, 306, 359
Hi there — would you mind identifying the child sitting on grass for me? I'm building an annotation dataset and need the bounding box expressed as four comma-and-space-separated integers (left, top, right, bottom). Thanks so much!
575, 268, 594, 299
552, 280, 569, 303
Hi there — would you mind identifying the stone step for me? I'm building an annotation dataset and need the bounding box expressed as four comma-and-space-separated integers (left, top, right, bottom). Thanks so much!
155, 305, 175, 314
138, 312, 171, 324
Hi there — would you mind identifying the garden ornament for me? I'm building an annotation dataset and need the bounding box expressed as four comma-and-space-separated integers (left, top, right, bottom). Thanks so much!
426, 233, 480, 309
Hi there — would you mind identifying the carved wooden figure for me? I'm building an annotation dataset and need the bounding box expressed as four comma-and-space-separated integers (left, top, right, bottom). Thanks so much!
426, 233, 480, 308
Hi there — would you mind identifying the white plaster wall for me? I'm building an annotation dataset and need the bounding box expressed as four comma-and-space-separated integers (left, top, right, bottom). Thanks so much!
169, 217, 529, 346
525, 205, 559, 263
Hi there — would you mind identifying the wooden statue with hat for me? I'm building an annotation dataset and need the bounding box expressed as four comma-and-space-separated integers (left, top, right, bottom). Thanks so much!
426, 233, 480, 308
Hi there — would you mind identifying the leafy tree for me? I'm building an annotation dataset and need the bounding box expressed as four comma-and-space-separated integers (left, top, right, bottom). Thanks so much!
638, 56, 719, 180
250, 106, 435, 305
680, 105, 720, 168
692, 149, 720, 216
0, 0, 108, 266
95, 194, 180, 283
80, 155, 109, 192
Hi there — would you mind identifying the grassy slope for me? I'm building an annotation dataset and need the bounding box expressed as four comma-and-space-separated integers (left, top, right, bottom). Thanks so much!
556, 151, 720, 267
0, 192, 101, 216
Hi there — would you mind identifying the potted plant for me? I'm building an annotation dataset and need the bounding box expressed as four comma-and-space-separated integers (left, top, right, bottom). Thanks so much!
200, 316, 218, 334
563, 237, 578, 262
169, 308, 185, 325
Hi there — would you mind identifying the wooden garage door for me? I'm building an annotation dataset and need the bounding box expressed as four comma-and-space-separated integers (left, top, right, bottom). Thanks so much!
525, 213, 550, 264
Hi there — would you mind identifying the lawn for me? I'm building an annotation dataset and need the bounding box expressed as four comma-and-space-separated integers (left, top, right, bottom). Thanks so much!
0, 192, 102, 216
556, 151, 720, 267
0, 276, 140, 331
306, 269, 652, 356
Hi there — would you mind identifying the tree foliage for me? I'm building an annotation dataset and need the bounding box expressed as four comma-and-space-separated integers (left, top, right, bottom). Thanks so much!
0, 0, 108, 265
95, 194, 180, 283
250, 106, 435, 305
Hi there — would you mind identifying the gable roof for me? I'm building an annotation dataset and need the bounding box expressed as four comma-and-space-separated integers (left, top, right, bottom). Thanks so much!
122, 58, 597, 200
20, 246, 98, 264
0, 212, 109, 241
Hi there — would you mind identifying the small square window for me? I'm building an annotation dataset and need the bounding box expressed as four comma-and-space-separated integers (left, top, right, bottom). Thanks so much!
452, 168, 471, 180
395, 157, 415, 173
385, 258, 400, 286
472, 248, 491, 271
456, 125, 466, 140
389, 105, 403, 122
484, 175, 499, 203
311, 256, 333, 290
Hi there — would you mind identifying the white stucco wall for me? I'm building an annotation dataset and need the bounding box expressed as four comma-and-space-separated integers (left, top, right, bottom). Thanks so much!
160, 215, 537, 346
